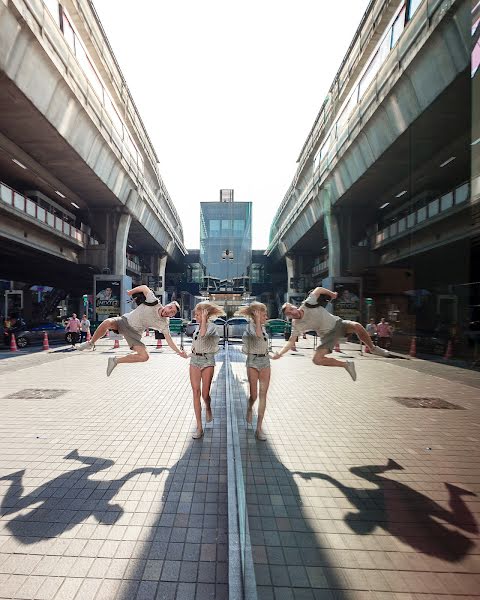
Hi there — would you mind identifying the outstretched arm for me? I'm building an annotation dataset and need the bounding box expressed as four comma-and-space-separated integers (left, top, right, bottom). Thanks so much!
163, 331, 187, 358
273, 333, 297, 359
310, 287, 338, 300
127, 285, 152, 297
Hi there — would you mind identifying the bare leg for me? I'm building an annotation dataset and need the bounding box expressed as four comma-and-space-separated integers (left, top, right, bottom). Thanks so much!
90, 318, 118, 345
189, 365, 203, 435
115, 345, 149, 365
246, 367, 259, 423
313, 347, 347, 367
256, 368, 271, 435
201, 366, 214, 422
346, 323, 375, 351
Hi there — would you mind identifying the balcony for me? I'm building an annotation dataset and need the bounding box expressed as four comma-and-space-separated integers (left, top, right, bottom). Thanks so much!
371, 182, 469, 249
0, 180, 98, 247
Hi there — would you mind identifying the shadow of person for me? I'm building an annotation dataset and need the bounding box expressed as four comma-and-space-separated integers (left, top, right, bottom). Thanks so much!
0, 449, 165, 543
293, 458, 477, 562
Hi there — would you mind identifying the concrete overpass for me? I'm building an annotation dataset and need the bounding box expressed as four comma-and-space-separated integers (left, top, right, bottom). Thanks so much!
266, 0, 474, 309
0, 0, 186, 296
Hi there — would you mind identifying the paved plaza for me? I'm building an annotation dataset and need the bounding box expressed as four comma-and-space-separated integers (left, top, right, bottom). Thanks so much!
0, 336, 480, 599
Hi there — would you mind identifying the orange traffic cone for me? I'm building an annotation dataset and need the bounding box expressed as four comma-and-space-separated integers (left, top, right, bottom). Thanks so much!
42, 331, 49, 351
145, 328, 150, 337
156, 338, 163, 349
334, 341, 341, 352
10, 333, 17, 352
444, 340, 453, 360
409, 336, 416, 357
113, 338, 120, 349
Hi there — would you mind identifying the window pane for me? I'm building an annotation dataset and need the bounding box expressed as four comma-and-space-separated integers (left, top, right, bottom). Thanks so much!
62, 14, 76, 51
391, 7, 406, 48
408, 0, 423, 19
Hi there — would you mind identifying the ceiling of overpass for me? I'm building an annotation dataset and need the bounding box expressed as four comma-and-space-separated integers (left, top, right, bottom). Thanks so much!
289, 69, 471, 254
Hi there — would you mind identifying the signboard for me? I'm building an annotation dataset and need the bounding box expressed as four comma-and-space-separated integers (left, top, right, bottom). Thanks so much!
323, 276, 362, 322
93, 275, 132, 321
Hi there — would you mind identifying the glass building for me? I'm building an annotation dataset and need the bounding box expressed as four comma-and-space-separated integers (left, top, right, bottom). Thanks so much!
200, 195, 252, 293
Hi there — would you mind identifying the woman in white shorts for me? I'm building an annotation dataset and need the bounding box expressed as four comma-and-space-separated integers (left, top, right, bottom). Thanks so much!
238, 302, 272, 441
189, 301, 225, 439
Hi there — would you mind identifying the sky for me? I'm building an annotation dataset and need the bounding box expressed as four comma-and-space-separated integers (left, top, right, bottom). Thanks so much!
93, 0, 371, 249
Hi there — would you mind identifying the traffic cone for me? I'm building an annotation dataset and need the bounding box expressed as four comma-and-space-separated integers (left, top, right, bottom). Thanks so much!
42, 331, 49, 351
105, 330, 110, 338
334, 341, 341, 352
444, 340, 453, 360
156, 338, 163, 349
364, 344, 371, 353
409, 336, 416, 357
10, 333, 17, 352
113, 338, 120, 349
145, 328, 150, 337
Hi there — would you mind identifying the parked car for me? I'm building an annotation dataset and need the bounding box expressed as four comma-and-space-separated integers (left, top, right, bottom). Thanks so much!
265, 318, 288, 336
214, 318, 226, 338
225, 317, 249, 340
185, 319, 198, 338
13, 322, 71, 348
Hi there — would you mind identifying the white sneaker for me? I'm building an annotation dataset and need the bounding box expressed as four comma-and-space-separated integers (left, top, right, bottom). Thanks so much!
371, 346, 390, 357
77, 341, 95, 351
345, 361, 357, 381
106, 357, 117, 377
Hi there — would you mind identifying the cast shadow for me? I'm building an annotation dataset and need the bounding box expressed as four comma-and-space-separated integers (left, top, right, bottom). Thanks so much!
293, 458, 478, 562
0, 450, 165, 543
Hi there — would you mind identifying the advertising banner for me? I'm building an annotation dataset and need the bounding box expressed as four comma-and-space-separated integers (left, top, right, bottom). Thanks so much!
333, 281, 361, 322
94, 279, 121, 320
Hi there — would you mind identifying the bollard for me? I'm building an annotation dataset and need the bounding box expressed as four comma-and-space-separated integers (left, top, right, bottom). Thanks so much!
156, 338, 163, 349
42, 331, 49, 351
10, 333, 18, 352
409, 336, 416, 357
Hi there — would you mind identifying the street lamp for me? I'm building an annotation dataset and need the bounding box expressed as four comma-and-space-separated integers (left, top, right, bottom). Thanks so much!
222, 249, 234, 314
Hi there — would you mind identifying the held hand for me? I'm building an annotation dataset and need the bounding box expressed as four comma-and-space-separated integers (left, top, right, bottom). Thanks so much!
272, 352, 281, 360
178, 350, 188, 358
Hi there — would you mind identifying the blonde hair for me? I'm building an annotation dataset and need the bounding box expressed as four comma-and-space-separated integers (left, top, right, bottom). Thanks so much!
194, 301, 225, 320
236, 301, 268, 319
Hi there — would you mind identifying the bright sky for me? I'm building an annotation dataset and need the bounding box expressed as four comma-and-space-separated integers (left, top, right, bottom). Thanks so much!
93, 0, 370, 249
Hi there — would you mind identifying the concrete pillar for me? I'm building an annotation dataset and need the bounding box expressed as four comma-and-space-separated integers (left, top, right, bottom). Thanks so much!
285, 254, 296, 303
323, 187, 341, 277
113, 212, 132, 276
152, 254, 167, 303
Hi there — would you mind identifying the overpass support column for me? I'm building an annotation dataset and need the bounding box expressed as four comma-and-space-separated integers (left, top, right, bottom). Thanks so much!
324, 208, 341, 278
152, 254, 167, 303
285, 254, 297, 303
113, 212, 132, 276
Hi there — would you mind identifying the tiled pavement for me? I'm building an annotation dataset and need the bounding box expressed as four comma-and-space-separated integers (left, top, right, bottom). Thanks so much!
1, 336, 480, 599
0, 337, 228, 600
230, 338, 480, 599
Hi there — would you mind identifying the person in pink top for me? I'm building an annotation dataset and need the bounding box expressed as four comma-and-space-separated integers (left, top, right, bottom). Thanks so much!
65, 313, 81, 348
376, 318, 393, 350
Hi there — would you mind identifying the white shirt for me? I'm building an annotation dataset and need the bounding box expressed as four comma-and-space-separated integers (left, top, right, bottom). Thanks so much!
291, 293, 340, 338
123, 291, 169, 334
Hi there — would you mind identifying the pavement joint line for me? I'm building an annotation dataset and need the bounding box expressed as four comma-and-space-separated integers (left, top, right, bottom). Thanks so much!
225, 341, 258, 600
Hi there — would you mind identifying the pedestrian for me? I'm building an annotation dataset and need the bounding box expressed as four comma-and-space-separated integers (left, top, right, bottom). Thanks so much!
238, 302, 272, 441
65, 313, 81, 348
189, 301, 225, 439
274, 287, 390, 381
78, 285, 187, 376
366, 318, 377, 344
377, 317, 393, 350
79, 314, 90, 343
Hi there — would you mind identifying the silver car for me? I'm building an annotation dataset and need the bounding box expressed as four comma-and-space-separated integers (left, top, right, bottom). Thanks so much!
225, 317, 249, 340
186, 318, 225, 339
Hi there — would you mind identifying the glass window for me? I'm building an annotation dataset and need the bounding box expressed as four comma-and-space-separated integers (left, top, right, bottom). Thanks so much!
209, 220, 220, 235
104, 94, 123, 135
408, 0, 423, 19
234, 219, 244, 232
75, 42, 104, 102
455, 183, 469, 204
222, 219, 231, 231
440, 192, 454, 211
391, 7, 406, 48
44, 0, 60, 25
62, 13, 76, 52
428, 198, 439, 217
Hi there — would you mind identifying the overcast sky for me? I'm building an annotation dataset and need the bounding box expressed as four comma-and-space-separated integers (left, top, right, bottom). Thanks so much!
93, 0, 370, 249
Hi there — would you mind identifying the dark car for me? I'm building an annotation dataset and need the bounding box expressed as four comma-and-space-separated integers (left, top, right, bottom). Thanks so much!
13, 322, 71, 348
225, 317, 249, 340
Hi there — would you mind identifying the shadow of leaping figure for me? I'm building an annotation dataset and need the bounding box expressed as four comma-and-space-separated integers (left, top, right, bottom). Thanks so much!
293, 458, 477, 562
0, 449, 165, 543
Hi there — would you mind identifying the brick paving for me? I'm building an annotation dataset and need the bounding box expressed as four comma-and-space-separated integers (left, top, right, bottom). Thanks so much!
230, 338, 480, 599
0, 337, 227, 600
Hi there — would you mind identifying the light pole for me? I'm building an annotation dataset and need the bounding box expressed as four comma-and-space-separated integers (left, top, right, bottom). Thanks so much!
222, 249, 234, 316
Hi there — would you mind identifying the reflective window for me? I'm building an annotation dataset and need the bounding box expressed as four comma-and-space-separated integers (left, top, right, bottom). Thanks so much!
408, 0, 423, 19
391, 7, 406, 48
43, 0, 60, 25
62, 13, 75, 51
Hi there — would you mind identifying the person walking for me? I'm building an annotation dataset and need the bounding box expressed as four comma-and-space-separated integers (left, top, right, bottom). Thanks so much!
377, 318, 393, 350
78, 285, 187, 376
274, 287, 390, 381
238, 302, 272, 441
189, 301, 225, 439
366, 318, 378, 344
65, 313, 81, 348
79, 314, 91, 343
